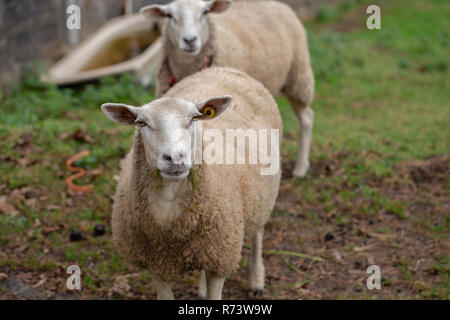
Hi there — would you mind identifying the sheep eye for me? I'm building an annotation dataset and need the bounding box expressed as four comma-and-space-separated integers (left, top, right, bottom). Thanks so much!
135, 119, 147, 127
167, 13, 177, 23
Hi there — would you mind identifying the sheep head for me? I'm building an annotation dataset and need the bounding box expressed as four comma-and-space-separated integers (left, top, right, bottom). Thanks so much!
141, 0, 232, 56
101, 96, 232, 181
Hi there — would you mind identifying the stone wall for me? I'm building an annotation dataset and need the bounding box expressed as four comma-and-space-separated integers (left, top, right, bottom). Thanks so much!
0, 0, 124, 91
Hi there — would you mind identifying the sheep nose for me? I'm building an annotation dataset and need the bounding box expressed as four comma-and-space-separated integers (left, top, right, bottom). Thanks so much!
183, 36, 197, 45
163, 152, 185, 165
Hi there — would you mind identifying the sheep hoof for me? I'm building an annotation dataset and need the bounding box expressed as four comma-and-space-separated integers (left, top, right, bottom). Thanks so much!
292, 163, 310, 178
293, 172, 307, 179
250, 289, 263, 298
199, 294, 207, 300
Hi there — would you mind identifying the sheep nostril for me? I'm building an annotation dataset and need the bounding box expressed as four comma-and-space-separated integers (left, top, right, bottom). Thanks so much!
163, 154, 172, 162
183, 36, 197, 45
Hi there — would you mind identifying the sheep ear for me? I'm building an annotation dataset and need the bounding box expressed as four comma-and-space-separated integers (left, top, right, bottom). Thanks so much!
206, 0, 232, 14
101, 103, 139, 125
140, 5, 170, 19
195, 95, 232, 120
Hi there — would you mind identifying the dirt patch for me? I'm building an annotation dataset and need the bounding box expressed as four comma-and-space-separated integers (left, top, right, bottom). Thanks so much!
403, 155, 450, 185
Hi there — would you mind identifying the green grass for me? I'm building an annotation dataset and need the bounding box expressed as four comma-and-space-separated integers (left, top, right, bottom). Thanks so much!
280, 0, 449, 170
0, 0, 448, 299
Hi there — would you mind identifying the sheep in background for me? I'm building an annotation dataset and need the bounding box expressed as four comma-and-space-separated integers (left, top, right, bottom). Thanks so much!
141, 0, 315, 178
101, 67, 282, 300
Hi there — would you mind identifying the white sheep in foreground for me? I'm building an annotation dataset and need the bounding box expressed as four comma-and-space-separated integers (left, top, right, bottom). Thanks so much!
141, 0, 315, 178
101, 67, 282, 300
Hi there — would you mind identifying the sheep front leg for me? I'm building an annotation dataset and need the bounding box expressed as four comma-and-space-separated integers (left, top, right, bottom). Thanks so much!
292, 105, 314, 178
249, 228, 265, 297
153, 278, 175, 300
206, 272, 225, 300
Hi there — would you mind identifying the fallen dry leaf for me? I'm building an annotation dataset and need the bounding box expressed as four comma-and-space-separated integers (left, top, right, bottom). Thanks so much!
42, 226, 61, 235
110, 275, 131, 297
46, 204, 61, 211
72, 129, 94, 143
0, 196, 20, 217
61, 129, 93, 143
8, 189, 23, 201
14, 243, 29, 254
331, 249, 343, 261
33, 278, 47, 289
24, 198, 38, 210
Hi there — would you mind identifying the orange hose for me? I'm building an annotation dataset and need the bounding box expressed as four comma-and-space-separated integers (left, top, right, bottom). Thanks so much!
65, 150, 94, 194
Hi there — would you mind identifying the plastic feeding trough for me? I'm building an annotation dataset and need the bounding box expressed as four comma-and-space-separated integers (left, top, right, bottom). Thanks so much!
44, 14, 163, 86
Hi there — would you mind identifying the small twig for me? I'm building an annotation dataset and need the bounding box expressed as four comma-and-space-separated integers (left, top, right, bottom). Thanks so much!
282, 257, 301, 273
264, 250, 324, 262
295, 278, 313, 288
353, 244, 375, 252
243, 243, 324, 262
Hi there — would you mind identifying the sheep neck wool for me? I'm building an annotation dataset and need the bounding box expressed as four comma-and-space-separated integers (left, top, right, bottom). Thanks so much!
130, 131, 204, 239
168, 55, 214, 88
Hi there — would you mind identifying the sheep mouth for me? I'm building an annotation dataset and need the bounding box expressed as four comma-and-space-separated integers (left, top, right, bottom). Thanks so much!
160, 170, 189, 180
181, 47, 200, 55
